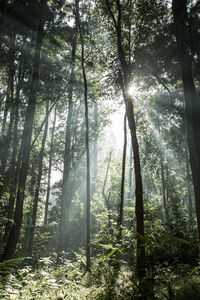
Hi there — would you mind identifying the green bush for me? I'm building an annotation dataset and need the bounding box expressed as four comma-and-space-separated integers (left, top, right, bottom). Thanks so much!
175, 278, 200, 300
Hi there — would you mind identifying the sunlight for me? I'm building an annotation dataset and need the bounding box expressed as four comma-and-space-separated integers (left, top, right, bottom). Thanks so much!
102, 106, 127, 154
128, 84, 138, 96
51, 169, 62, 184
146, 112, 179, 167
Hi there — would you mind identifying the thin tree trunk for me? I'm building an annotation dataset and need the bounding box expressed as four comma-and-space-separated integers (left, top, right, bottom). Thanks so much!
0, 0, 7, 52
160, 156, 169, 222
172, 0, 200, 241
44, 107, 57, 226
185, 141, 193, 224
3, 59, 24, 242
128, 144, 134, 202
118, 114, 127, 240
27, 100, 49, 256
76, 0, 91, 272
31, 91, 63, 149
0, 37, 15, 175
58, 32, 77, 254
105, 0, 146, 284
102, 151, 112, 235
0, 93, 8, 136
93, 102, 98, 179
23, 161, 37, 254
0, 76, 14, 200
1, 0, 46, 261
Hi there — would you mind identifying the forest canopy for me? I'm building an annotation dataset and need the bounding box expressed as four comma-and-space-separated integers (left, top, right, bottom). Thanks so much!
0, 0, 200, 299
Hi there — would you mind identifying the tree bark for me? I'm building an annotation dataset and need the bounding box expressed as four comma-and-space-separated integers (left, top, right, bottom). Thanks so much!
102, 151, 112, 235
44, 107, 57, 226
0, 36, 15, 175
105, 0, 146, 282
128, 144, 134, 202
58, 30, 77, 254
93, 102, 98, 179
118, 114, 127, 240
0, 0, 7, 51
27, 100, 49, 256
1, 0, 46, 261
3, 57, 24, 242
76, 0, 91, 272
23, 161, 37, 254
185, 140, 193, 224
172, 0, 200, 241
160, 155, 169, 222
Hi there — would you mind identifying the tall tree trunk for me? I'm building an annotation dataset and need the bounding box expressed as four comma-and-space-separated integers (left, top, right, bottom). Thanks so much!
160, 152, 169, 222
0, 36, 15, 175
105, 0, 146, 283
23, 161, 37, 254
3, 58, 24, 242
44, 107, 57, 226
1, 0, 46, 261
0, 0, 7, 51
185, 141, 193, 224
0, 88, 8, 135
76, 0, 91, 272
118, 114, 127, 240
128, 144, 134, 202
27, 100, 49, 256
102, 151, 112, 236
58, 32, 77, 254
31, 91, 63, 149
172, 0, 200, 241
93, 102, 98, 179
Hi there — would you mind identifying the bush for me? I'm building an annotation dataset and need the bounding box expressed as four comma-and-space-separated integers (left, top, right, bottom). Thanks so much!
175, 278, 200, 300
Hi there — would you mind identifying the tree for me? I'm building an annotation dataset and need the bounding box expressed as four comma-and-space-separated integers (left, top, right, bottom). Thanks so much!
27, 100, 49, 256
1, 0, 46, 261
172, 0, 200, 241
44, 107, 57, 226
76, 0, 91, 272
105, 0, 146, 284
58, 20, 77, 255
118, 114, 127, 240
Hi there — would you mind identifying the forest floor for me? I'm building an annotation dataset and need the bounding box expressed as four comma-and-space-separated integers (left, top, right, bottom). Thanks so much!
0, 257, 133, 300
1, 256, 200, 299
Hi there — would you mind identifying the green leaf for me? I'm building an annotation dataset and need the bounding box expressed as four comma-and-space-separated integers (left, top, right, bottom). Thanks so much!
105, 248, 119, 259
159, 234, 190, 245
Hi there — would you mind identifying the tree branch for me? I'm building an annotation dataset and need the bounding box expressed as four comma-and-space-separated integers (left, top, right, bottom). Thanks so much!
106, 0, 117, 29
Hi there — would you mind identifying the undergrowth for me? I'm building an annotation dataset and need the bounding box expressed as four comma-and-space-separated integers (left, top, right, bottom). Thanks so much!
1, 254, 200, 299
0, 255, 133, 300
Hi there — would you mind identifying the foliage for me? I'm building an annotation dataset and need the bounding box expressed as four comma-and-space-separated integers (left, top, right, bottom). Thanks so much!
0, 0, 200, 299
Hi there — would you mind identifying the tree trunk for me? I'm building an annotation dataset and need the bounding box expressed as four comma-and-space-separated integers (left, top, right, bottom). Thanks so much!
3, 58, 24, 242
105, 0, 146, 283
160, 154, 169, 222
185, 141, 193, 224
0, 37, 15, 175
0, 0, 7, 51
128, 145, 134, 202
126, 95, 146, 281
172, 0, 200, 241
1, 0, 46, 261
27, 100, 49, 256
44, 107, 57, 226
118, 114, 127, 240
23, 162, 37, 254
102, 151, 112, 236
93, 102, 98, 179
31, 91, 63, 149
58, 31, 77, 254
76, 0, 91, 272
